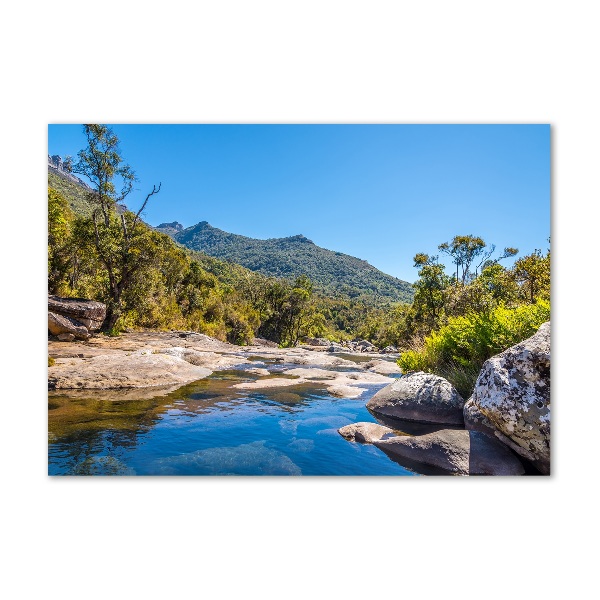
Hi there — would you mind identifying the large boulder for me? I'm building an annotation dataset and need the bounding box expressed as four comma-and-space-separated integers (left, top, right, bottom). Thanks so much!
367, 372, 465, 425
48, 295, 107, 331
48, 311, 90, 340
470, 321, 551, 474
374, 429, 525, 476
463, 397, 498, 438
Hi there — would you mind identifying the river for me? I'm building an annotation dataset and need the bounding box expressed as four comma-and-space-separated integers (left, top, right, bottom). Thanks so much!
48, 356, 418, 476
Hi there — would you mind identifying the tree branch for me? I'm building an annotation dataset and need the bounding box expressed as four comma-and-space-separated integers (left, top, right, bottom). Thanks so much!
132, 182, 161, 230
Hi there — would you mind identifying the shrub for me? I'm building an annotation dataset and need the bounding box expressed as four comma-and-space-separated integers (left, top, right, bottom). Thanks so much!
398, 299, 550, 398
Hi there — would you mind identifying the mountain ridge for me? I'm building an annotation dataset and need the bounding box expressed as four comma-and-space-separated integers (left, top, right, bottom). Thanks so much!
155, 220, 414, 303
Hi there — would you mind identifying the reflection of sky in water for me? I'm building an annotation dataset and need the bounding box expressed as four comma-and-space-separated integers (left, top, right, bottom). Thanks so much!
49, 371, 417, 476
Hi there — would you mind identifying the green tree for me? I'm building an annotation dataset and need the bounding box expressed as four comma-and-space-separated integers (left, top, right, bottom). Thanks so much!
71, 124, 162, 331
513, 249, 551, 303
48, 187, 74, 294
257, 275, 316, 346
411, 254, 450, 328
439, 235, 519, 284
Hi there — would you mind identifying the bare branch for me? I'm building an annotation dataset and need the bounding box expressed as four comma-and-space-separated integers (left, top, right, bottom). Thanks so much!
132, 182, 162, 230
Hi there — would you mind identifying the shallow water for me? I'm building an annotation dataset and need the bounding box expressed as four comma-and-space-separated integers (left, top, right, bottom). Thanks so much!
48, 368, 417, 476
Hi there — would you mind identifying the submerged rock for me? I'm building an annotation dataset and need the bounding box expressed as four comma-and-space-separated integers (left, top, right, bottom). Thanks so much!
367, 372, 465, 425
338, 422, 397, 444
470, 322, 551, 474
152, 441, 302, 476
374, 429, 525, 476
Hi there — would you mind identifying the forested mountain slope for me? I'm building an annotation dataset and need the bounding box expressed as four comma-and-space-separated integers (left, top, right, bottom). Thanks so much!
157, 220, 414, 303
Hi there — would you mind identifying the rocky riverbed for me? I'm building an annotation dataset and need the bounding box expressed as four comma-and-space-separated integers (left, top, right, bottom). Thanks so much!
48, 330, 401, 399
48, 323, 550, 476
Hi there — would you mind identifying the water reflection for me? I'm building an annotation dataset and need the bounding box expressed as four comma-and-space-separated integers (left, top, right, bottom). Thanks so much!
49, 370, 417, 476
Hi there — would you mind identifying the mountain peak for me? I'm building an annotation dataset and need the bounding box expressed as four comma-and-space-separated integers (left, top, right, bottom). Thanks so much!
157, 221, 184, 232
285, 234, 314, 244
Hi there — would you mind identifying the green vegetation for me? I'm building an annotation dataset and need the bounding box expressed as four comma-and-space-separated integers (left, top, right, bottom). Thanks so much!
156, 221, 414, 303
398, 300, 550, 397
48, 126, 550, 375
48, 125, 354, 345
48, 170, 95, 217
396, 236, 551, 397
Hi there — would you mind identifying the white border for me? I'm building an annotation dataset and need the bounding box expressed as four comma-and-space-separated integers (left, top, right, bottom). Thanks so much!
2, 1, 596, 597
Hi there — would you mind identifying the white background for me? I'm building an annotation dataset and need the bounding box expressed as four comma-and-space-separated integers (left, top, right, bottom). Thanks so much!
1, 1, 598, 598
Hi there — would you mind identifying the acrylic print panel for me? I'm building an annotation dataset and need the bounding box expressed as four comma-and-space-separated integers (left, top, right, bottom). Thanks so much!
47, 124, 550, 476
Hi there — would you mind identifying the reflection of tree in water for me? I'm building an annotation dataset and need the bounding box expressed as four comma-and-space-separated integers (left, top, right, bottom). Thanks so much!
71, 456, 135, 476
49, 372, 336, 474
48, 396, 171, 471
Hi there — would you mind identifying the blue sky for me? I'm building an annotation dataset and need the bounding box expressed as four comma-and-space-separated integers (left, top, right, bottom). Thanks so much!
48, 124, 550, 283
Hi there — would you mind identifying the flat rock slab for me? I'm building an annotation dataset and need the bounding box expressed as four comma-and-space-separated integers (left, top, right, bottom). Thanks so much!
233, 368, 392, 399
367, 372, 465, 425
338, 422, 398, 444
47, 331, 394, 397
364, 360, 402, 375
48, 351, 212, 389
374, 429, 525, 476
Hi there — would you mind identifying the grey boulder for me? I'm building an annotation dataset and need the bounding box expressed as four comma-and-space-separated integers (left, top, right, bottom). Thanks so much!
470, 322, 550, 474
367, 372, 465, 425
374, 429, 525, 476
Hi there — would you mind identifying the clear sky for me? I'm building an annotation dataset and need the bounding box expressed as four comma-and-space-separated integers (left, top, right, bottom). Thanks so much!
48, 124, 550, 283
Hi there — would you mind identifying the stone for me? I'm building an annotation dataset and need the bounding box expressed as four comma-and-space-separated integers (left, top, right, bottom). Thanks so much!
364, 360, 402, 375
301, 337, 330, 347
57, 333, 76, 342
251, 337, 278, 347
48, 295, 107, 331
327, 344, 346, 352
48, 351, 212, 390
48, 311, 90, 340
382, 345, 398, 354
367, 372, 465, 425
464, 397, 498, 437
338, 422, 397, 444
374, 429, 525, 475
470, 322, 551, 474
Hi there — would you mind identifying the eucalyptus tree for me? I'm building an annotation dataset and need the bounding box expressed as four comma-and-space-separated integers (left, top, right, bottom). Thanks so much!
71, 124, 162, 331
439, 235, 518, 284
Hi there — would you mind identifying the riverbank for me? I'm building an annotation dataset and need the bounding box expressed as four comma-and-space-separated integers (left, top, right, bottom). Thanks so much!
48, 330, 401, 400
